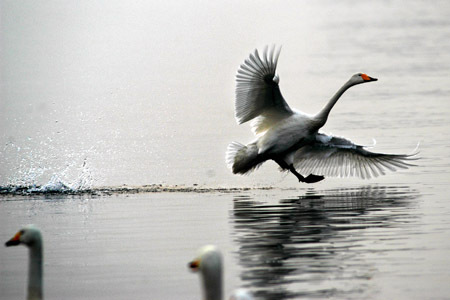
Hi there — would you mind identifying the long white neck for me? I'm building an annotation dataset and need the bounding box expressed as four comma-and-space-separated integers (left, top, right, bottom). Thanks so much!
314, 80, 353, 128
27, 240, 43, 300
201, 267, 223, 300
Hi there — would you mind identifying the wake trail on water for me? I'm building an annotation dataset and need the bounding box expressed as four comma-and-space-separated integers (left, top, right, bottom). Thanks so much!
0, 183, 273, 196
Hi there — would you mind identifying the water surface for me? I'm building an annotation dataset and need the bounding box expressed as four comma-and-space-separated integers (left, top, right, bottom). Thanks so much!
1, 184, 449, 300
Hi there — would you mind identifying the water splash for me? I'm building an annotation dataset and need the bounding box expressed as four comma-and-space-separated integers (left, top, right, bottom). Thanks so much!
27, 160, 94, 193
28, 174, 71, 193
1, 140, 97, 194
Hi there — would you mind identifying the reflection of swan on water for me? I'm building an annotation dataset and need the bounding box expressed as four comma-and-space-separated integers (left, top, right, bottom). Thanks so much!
5, 225, 43, 300
189, 245, 253, 300
227, 46, 418, 183
231, 186, 419, 299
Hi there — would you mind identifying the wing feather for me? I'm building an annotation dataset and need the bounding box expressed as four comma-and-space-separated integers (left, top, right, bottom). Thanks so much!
293, 133, 419, 179
235, 45, 293, 134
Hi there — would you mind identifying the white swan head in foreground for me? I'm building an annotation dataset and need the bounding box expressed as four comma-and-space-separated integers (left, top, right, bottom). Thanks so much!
188, 245, 253, 300
226, 45, 417, 183
5, 225, 43, 300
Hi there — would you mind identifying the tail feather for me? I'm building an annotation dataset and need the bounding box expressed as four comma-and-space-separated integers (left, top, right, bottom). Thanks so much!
226, 142, 262, 174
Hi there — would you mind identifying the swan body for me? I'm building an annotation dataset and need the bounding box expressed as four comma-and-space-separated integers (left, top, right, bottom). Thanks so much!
189, 245, 253, 300
5, 225, 43, 300
226, 45, 417, 183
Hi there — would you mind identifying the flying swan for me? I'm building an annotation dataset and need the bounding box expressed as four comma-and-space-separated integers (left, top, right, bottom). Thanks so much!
189, 245, 253, 300
226, 45, 417, 183
5, 225, 43, 300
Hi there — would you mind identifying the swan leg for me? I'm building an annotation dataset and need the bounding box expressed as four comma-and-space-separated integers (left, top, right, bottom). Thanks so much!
274, 159, 305, 181
287, 165, 307, 182
288, 164, 324, 183
274, 159, 324, 183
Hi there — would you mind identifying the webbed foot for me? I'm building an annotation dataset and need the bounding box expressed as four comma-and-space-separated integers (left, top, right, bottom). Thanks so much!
303, 174, 325, 183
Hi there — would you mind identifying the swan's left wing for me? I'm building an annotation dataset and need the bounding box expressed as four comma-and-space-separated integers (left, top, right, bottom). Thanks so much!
293, 133, 418, 179
235, 45, 293, 134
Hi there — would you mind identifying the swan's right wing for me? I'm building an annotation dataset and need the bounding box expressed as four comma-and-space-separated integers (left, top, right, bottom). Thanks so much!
235, 46, 293, 134
293, 133, 419, 179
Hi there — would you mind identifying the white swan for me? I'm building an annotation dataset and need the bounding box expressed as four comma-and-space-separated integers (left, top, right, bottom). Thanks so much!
189, 245, 253, 300
5, 225, 43, 300
226, 45, 417, 183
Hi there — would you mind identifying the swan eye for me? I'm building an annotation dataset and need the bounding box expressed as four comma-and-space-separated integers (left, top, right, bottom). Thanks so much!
19, 230, 25, 235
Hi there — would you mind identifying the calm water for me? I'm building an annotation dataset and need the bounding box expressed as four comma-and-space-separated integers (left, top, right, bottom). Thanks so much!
1, 184, 449, 300
1, 0, 450, 299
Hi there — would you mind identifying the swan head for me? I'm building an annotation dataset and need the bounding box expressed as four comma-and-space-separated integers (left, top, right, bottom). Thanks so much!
188, 245, 222, 274
188, 245, 223, 300
348, 73, 377, 86
5, 225, 42, 248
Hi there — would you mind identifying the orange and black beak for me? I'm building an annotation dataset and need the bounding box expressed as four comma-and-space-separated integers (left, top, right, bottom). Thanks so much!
361, 74, 378, 82
188, 259, 200, 272
5, 231, 21, 247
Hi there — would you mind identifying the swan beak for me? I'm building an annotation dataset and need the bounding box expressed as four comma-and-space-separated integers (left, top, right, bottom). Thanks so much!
361, 73, 377, 82
188, 259, 200, 272
5, 231, 21, 247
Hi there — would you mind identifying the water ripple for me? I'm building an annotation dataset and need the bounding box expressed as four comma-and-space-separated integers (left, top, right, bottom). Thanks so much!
231, 186, 420, 300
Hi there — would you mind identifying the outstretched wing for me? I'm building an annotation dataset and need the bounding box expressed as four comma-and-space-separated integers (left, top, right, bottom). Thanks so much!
293, 133, 419, 179
235, 45, 293, 134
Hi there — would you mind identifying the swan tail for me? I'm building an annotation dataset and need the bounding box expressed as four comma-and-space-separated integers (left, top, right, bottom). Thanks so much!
226, 142, 262, 174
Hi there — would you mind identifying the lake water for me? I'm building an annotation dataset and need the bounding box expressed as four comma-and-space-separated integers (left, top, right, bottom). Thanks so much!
1, 1, 450, 299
